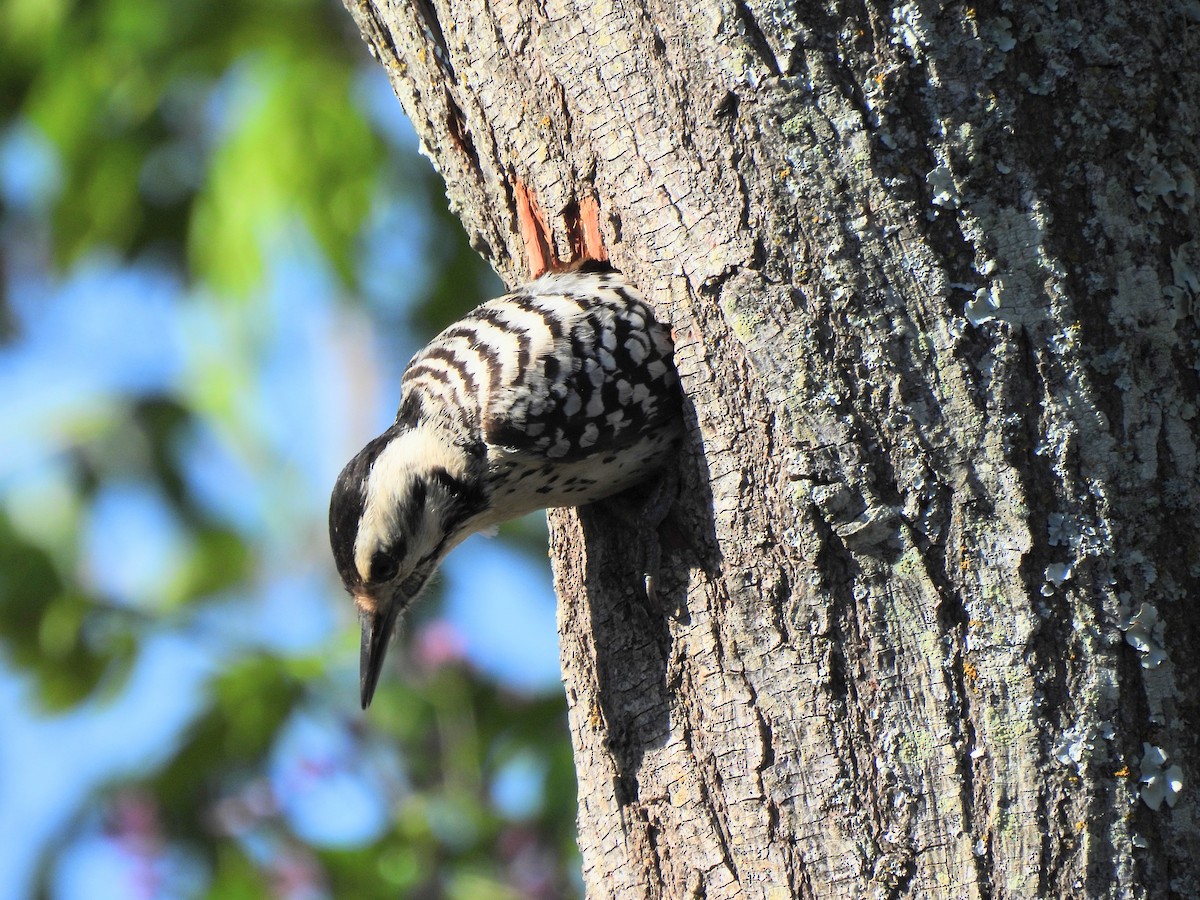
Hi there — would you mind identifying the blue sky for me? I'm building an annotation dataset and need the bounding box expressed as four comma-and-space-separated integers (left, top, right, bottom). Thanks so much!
0, 68, 563, 898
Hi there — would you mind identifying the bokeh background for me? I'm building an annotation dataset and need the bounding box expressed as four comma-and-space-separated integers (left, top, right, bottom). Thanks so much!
0, 0, 579, 896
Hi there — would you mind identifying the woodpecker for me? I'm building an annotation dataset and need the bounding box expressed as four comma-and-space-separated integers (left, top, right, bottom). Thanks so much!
329, 263, 682, 708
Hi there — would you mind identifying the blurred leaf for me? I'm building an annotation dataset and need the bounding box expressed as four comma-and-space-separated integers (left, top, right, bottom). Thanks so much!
447, 870, 524, 900
189, 50, 381, 294
150, 653, 301, 839
204, 844, 266, 900
0, 512, 61, 658
2, 0, 581, 893
0, 0, 71, 84
35, 590, 136, 709
322, 844, 423, 899
212, 654, 303, 759
7, 0, 375, 283
0, 513, 133, 707
132, 395, 193, 508
177, 526, 252, 600
411, 214, 504, 333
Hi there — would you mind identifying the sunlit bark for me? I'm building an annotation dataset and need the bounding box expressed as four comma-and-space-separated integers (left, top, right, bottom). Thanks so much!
344, 1, 1200, 896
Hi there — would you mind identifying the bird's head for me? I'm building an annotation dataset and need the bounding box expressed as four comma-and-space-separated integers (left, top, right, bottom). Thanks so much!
329, 420, 484, 709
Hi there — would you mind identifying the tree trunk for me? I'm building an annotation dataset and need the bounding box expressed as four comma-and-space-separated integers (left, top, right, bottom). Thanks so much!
342, 1, 1199, 896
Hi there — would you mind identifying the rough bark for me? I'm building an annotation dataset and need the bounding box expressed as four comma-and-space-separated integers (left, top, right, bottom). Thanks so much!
342, 1, 1200, 897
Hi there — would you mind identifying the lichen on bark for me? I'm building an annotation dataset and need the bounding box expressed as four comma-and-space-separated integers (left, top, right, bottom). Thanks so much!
343, 0, 1200, 896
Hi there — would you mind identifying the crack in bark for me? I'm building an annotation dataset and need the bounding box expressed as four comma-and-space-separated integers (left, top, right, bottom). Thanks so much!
733, 0, 782, 76
683, 717, 742, 890
357, 1, 403, 69
409, 0, 456, 81
443, 90, 481, 177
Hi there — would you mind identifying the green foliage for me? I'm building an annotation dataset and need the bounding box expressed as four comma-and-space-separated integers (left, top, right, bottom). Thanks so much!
0, 0, 579, 894
2, 0, 381, 292
0, 510, 135, 708
189, 48, 382, 293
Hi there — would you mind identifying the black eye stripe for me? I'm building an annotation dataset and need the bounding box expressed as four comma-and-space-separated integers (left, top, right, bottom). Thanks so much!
429, 467, 488, 526
404, 476, 428, 535
429, 467, 467, 496
364, 470, 481, 586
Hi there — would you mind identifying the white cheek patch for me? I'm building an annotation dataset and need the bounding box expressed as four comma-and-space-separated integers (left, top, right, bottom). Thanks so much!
352, 424, 467, 584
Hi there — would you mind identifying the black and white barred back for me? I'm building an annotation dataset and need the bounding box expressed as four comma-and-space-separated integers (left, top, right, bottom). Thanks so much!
405, 265, 680, 496
329, 264, 681, 706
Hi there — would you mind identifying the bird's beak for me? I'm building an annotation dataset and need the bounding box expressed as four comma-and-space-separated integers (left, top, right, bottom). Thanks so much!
359, 600, 402, 710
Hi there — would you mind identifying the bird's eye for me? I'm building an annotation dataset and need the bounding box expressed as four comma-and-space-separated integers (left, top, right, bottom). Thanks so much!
369, 549, 401, 584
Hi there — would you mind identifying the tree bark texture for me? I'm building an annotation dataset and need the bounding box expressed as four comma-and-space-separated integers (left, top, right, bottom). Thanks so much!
342, 1, 1199, 897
